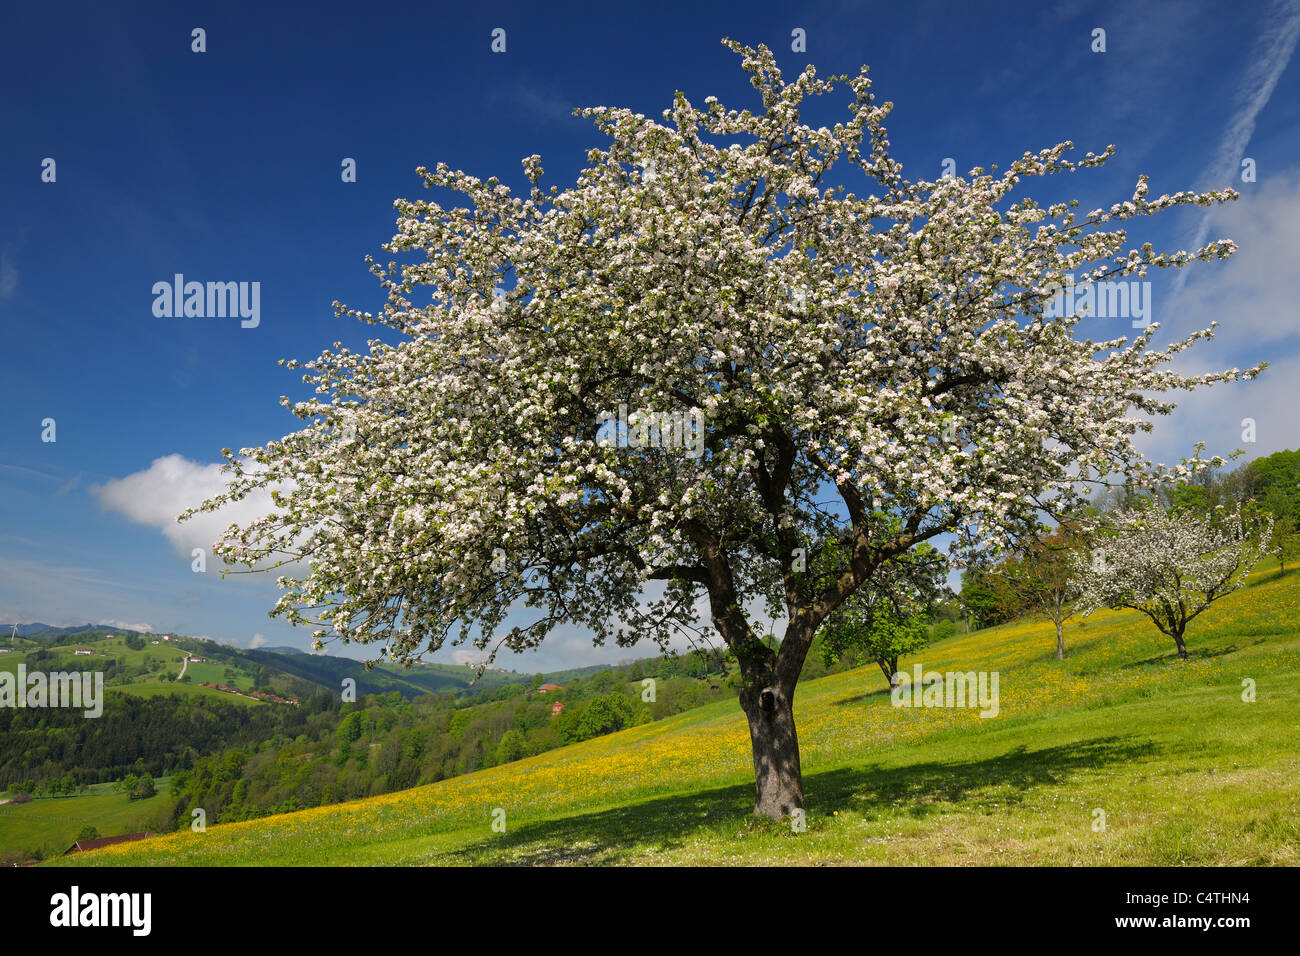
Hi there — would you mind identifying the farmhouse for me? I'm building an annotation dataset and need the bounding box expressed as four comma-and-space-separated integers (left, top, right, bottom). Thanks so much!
63, 832, 155, 855
537, 683, 564, 693
74, 649, 92, 656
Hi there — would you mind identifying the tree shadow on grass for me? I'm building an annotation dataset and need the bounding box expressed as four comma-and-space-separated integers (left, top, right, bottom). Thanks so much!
831, 685, 895, 707
441, 735, 1159, 865
1122, 644, 1242, 668
1243, 567, 1285, 589
837, 736, 1159, 818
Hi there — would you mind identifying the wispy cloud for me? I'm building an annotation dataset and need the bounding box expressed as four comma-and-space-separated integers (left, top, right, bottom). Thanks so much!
0, 554, 176, 636
55, 473, 83, 497
0, 254, 16, 298
0, 461, 60, 482
1173, 0, 1300, 294
489, 82, 583, 128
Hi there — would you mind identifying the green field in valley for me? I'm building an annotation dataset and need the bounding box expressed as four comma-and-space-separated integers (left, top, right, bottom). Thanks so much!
105, 682, 263, 705
1, 779, 174, 859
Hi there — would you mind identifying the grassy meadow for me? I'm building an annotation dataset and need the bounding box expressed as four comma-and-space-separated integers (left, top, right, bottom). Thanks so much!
1, 779, 174, 858
50, 565, 1300, 867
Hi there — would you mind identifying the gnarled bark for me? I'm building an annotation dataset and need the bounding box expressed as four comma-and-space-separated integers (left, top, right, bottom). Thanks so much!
738, 676, 804, 818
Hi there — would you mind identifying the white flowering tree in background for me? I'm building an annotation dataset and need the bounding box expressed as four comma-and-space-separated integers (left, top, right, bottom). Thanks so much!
185, 40, 1261, 819
1076, 505, 1273, 660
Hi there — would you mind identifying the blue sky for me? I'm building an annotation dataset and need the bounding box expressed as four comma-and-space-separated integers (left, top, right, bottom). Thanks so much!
2, 0, 1299, 668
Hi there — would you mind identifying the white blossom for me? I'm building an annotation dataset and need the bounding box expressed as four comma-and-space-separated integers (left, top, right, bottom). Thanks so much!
1075, 505, 1273, 659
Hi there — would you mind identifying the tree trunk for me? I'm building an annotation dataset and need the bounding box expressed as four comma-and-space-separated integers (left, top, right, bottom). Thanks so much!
700, 550, 814, 821
878, 657, 900, 687
738, 680, 804, 820
1055, 621, 1065, 660
1172, 630, 1188, 660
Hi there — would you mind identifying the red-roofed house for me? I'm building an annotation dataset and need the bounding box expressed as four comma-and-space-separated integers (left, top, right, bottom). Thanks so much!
63, 833, 155, 855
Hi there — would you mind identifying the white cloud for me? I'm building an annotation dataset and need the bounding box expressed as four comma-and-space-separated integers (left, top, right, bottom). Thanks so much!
1140, 353, 1300, 465
1138, 170, 1300, 464
98, 619, 154, 633
1166, 170, 1300, 346
91, 454, 281, 557
249, 632, 269, 649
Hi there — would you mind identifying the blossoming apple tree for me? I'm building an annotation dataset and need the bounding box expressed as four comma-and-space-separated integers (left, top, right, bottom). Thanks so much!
1075, 505, 1273, 660
185, 40, 1261, 819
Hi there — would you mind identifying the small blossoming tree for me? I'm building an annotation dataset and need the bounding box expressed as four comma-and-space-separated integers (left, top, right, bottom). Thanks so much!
185, 41, 1260, 819
993, 524, 1088, 659
1075, 505, 1274, 660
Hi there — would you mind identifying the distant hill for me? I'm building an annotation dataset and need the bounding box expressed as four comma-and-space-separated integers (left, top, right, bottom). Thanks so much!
524, 664, 615, 685
238, 649, 612, 698
5, 623, 150, 639
4, 624, 625, 701
243, 648, 509, 697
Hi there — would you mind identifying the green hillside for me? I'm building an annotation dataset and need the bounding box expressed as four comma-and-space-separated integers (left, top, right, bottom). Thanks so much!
2, 626, 615, 706
54, 565, 1300, 866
